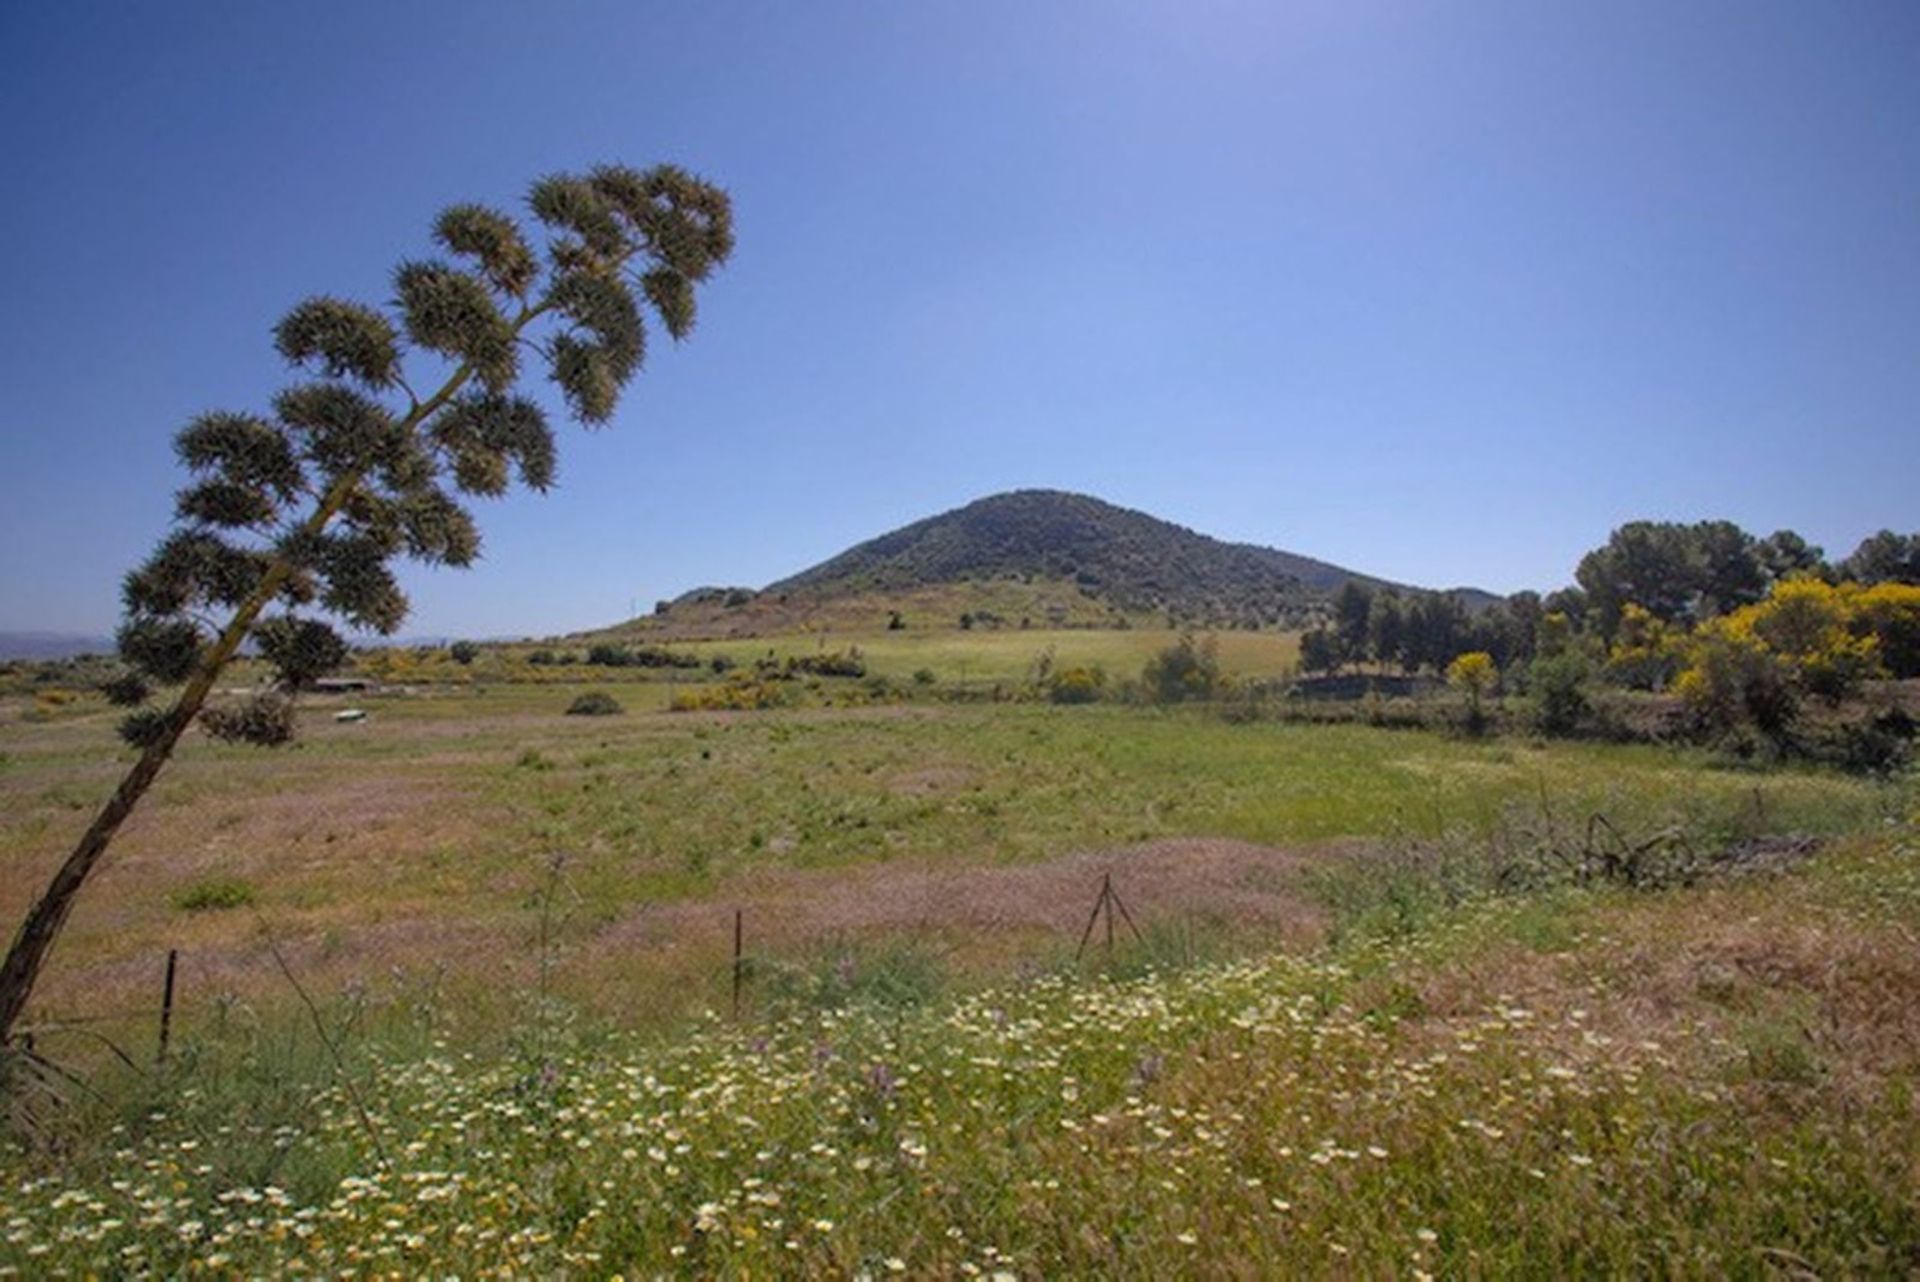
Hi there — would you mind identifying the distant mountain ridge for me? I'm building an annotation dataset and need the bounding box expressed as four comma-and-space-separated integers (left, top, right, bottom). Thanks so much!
0, 632, 113, 661
639, 490, 1489, 634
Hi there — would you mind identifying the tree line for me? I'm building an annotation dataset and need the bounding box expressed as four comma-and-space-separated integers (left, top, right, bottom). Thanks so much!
1297, 522, 1920, 682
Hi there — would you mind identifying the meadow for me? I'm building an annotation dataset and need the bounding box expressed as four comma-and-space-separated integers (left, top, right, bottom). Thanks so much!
1, 631, 1916, 1275
369, 623, 1303, 688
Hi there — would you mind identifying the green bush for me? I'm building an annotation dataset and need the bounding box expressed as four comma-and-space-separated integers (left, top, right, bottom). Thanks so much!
566, 691, 625, 716
200, 692, 296, 746
1142, 633, 1221, 703
1527, 651, 1591, 736
1047, 666, 1106, 704
787, 651, 866, 678
1807, 707, 1915, 776
173, 876, 256, 912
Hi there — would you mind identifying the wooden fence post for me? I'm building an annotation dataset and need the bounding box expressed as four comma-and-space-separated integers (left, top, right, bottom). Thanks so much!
1104, 873, 1115, 954
156, 948, 178, 1065
731, 909, 744, 1020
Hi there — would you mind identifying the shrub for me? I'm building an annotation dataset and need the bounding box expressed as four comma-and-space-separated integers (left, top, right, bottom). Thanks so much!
566, 691, 624, 716
200, 692, 297, 746
1675, 618, 1798, 741
1446, 651, 1496, 696
636, 646, 702, 670
100, 672, 150, 707
1747, 578, 1879, 703
118, 708, 173, 746
788, 651, 865, 678
1143, 634, 1221, 703
1814, 707, 1915, 776
1847, 581, 1920, 678
1047, 666, 1106, 704
669, 675, 794, 712
1527, 651, 1591, 736
912, 668, 937, 686
1446, 651, 1497, 735
1603, 604, 1681, 690
449, 640, 480, 665
173, 876, 255, 912
585, 643, 701, 670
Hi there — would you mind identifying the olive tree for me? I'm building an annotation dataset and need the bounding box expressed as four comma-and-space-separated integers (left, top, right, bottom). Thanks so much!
0, 163, 733, 1047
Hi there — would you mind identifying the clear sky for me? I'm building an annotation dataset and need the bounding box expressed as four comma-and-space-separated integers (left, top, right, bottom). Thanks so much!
2, 1, 1916, 638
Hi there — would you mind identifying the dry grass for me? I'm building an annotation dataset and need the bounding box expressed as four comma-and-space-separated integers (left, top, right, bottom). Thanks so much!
612, 837, 1320, 945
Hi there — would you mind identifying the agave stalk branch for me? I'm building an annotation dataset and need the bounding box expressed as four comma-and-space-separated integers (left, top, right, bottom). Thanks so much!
0, 301, 553, 1047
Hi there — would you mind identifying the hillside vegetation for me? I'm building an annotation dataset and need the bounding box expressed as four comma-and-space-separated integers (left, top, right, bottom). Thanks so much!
616, 578, 1136, 642
622, 491, 1494, 639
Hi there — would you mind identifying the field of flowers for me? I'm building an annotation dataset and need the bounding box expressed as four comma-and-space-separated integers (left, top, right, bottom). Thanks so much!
5, 832, 1917, 1277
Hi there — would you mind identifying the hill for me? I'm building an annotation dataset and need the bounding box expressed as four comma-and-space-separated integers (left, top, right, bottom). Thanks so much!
615, 490, 1492, 639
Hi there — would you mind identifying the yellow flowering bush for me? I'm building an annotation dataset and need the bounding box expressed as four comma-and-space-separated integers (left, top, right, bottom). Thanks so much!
1604, 603, 1683, 690
1675, 578, 1887, 732
1445, 651, 1496, 700
669, 674, 795, 712
1846, 581, 1920, 678
1673, 613, 1793, 734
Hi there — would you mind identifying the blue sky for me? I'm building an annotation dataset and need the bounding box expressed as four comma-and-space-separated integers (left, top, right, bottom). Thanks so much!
2, 1, 1915, 637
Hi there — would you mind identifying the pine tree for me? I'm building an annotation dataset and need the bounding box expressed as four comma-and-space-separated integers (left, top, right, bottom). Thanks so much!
0, 164, 734, 1047
1333, 581, 1373, 672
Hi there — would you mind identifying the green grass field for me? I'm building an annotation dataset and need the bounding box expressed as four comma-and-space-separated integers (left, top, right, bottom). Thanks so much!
364, 624, 1301, 690
683, 624, 1300, 685
0, 666, 1901, 1026
3, 815, 1915, 1276
1, 649, 1916, 1276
